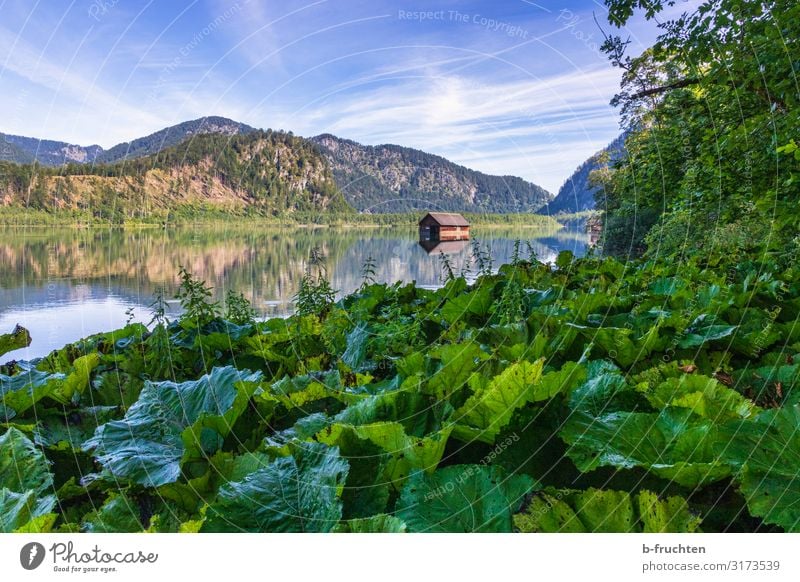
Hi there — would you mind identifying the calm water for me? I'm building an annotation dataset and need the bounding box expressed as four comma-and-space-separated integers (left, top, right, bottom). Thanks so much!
0, 224, 590, 359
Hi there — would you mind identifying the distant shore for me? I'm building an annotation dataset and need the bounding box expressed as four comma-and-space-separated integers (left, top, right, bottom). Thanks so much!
0, 207, 592, 230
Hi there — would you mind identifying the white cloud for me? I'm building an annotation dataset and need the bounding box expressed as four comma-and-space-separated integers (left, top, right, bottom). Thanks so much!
270, 65, 623, 192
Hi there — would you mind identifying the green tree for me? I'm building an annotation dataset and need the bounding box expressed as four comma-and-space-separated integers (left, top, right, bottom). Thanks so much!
599, 0, 800, 259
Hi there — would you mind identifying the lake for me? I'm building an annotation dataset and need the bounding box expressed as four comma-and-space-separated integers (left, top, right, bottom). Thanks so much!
0, 223, 590, 359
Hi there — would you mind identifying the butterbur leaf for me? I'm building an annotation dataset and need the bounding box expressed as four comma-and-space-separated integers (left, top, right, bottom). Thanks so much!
396, 465, 535, 532
35, 406, 120, 451
0, 428, 56, 532
0, 325, 31, 358
646, 375, 759, 421
678, 315, 737, 348
0, 427, 54, 495
637, 490, 702, 532
83, 366, 262, 487
440, 285, 493, 324
48, 353, 101, 405
1, 367, 64, 416
426, 342, 489, 400
453, 359, 546, 443
316, 387, 454, 487
269, 370, 343, 409
569, 360, 631, 415
13, 513, 57, 533
341, 323, 370, 371
317, 421, 453, 488
82, 494, 145, 533
560, 408, 730, 487
202, 442, 349, 532
513, 488, 701, 533
334, 514, 407, 533
718, 405, 800, 531
569, 325, 641, 366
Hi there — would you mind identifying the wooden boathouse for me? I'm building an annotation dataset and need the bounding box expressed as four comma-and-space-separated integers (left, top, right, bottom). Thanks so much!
418, 212, 470, 242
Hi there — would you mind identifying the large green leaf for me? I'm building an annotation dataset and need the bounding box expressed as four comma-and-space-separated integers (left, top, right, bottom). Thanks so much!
560, 408, 730, 487
83, 366, 262, 487
1, 367, 64, 417
48, 353, 101, 405
677, 314, 737, 349
568, 360, 634, 415
717, 405, 800, 531
513, 488, 701, 532
396, 465, 535, 532
268, 370, 344, 409
441, 285, 493, 324
316, 387, 455, 487
317, 421, 452, 488
202, 443, 349, 532
425, 342, 489, 400
82, 494, 146, 533
333, 514, 407, 533
644, 374, 759, 421
0, 325, 31, 358
34, 406, 120, 451
0, 428, 56, 532
453, 359, 548, 443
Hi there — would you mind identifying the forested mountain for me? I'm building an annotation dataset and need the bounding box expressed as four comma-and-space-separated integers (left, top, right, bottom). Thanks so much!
539, 134, 626, 215
95, 116, 255, 164
0, 133, 103, 165
0, 118, 554, 215
0, 117, 254, 167
0, 130, 349, 220
0, 138, 34, 164
312, 134, 552, 213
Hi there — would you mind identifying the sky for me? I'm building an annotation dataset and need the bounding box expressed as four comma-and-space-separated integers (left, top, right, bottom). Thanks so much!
0, 0, 700, 193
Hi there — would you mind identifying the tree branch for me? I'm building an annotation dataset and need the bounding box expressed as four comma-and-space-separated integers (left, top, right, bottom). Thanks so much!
630, 77, 698, 99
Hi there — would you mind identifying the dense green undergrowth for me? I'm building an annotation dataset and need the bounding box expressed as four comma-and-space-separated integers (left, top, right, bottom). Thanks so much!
2, 249, 799, 533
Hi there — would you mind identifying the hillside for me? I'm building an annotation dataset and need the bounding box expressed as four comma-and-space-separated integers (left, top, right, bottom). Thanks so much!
0, 130, 350, 220
0, 133, 103, 165
312, 134, 552, 213
0, 118, 555, 216
539, 133, 626, 215
0, 116, 254, 167
96, 116, 256, 164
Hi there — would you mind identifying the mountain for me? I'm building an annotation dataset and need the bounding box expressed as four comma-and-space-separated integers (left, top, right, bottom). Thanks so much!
311, 134, 552, 213
95, 116, 255, 164
539, 133, 627, 215
0, 138, 34, 164
0, 133, 102, 165
0, 118, 554, 215
0, 116, 254, 167
0, 130, 349, 220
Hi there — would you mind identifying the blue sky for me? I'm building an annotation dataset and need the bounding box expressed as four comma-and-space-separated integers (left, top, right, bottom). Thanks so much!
0, 0, 699, 192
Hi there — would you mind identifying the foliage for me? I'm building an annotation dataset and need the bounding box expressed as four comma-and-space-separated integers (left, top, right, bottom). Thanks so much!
2, 248, 800, 532
224, 290, 256, 325
0, 325, 31, 358
598, 0, 800, 258
294, 247, 337, 317
175, 266, 220, 327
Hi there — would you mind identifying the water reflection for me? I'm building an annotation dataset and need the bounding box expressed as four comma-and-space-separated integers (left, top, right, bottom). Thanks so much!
0, 224, 589, 358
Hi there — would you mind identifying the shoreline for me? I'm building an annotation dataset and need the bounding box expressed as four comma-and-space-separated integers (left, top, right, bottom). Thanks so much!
0, 210, 575, 231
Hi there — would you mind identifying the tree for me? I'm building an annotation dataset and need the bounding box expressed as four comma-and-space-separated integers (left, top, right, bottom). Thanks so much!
599, 0, 800, 259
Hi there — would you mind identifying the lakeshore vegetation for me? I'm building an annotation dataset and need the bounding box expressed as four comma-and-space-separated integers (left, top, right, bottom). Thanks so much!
1, 244, 799, 532
1, 0, 798, 534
